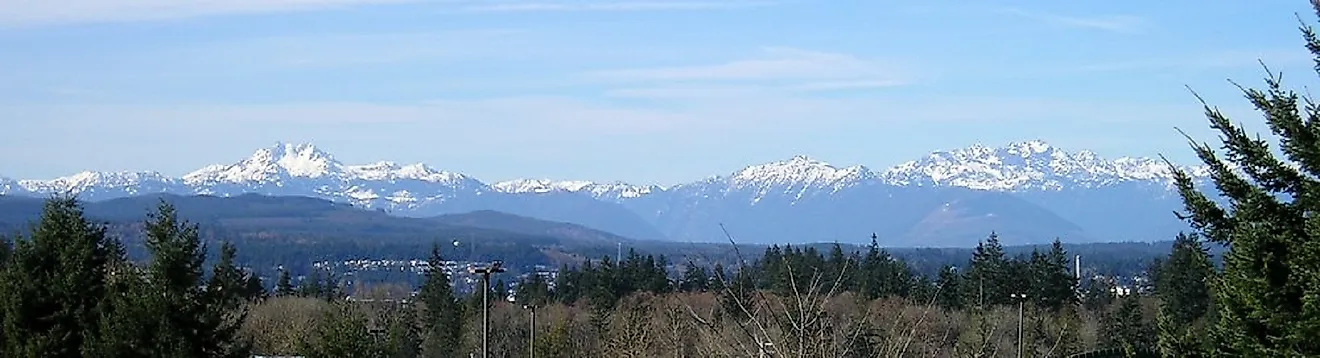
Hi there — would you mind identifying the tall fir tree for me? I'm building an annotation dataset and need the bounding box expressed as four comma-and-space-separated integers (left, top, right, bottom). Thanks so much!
1154, 232, 1216, 356
963, 232, 1010, 307
934, 265, 963, 310
140, 201, 250, 357
1166, 1, 1320, 354
678, 261, 710, 292
1030, 240, 1078, 311
274, 268, 295, 297
203, 241, 253, 358
417, 244, 463, 358
141, 201, 212, 357
1101, 295, 1155, 356
0, 197, 119, 358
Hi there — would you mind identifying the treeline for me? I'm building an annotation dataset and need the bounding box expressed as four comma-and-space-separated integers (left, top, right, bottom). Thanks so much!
528, 234, 1080, 313
0, 198, 261, 357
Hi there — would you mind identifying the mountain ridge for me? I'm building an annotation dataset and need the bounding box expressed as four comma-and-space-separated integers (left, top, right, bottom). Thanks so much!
0, 140, 1216, 246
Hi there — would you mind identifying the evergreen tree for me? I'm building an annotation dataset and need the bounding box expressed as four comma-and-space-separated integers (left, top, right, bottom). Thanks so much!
678, 261, 710, 292
1165, 2, 1320, 354
0, 197, 118, 358
1154, 232, 1216, 357
242, 273, 266, 302
274, 269, 295, 297
140, 201, 213, 357
141, 201, 251, 357
380, 306, 421, 358
493, 279, 507, 302
1154, 232, 1214, 327
1101, 295, 1154, 355
1030, 240, 1078, 311
417, 244, 463, 358
203, 241, 253, 358
934, 265, 963, 310
515, 272, 551, 307
963, 232, 1010, 307
300, 269, 325, 298
0, 236, 10, 268
87, 261, 154, 358
1081, 278, 1116, 313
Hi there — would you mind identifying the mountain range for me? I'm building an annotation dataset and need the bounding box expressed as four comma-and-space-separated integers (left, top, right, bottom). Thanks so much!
0, 140, 1215, 247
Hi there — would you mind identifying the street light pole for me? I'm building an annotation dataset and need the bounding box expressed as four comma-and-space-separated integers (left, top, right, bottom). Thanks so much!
1010, 293, 1027, 358
470, 260, 505, 358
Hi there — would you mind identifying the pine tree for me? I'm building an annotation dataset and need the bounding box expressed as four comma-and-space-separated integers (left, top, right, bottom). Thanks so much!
1154, 232, 1214, 326
275, 269, 295, 297
0, 196, 118, 358
515, 272, 551, 307
140, 201, 213, 357
417, 244, 463, 358
678, 261, 710, 292
964, 232, 1010, 307
1030, 240, 1077, 311
1165, 2, 1320, 354
87, 261, 155, 358
1154, 233, 1216, 357
935, 265, 963, 310
1101, 295, 1154, 355
493, 279, 507, 302
203, 241, 253, 358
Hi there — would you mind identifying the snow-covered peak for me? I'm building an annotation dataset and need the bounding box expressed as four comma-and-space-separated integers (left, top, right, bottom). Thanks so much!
881, 141, 1210, 190
184, 142, 344, 184
17, 171, 173, 193
729, 155, 873, 188
343, 161, 473, 183
490, 179, 664, 199
1005, 139, 1054, 155
492, 179, 595, 194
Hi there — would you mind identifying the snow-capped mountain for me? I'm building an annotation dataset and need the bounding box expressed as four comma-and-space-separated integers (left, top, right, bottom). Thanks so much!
0, 140, 1216, 246
880, 140, 1207, 190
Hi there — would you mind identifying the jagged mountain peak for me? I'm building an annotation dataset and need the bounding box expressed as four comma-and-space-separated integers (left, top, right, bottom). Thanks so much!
490, 179, 665, 200
730, 155, 872, 185
882, 140, 1208, 190
182, 142, 345, 184
343, 161, 472, 183
492, 179, 595, 194
250, 142, 342, 176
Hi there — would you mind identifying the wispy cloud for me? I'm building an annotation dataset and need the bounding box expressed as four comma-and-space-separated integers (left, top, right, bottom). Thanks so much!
998, 8, 1145, 34
603, 79, 905, 99
0, 0, 768, 27
1051, 49, 1310, 75
463, 0, 774, 13
0, 0, 421, 27
589, 47, 912, 85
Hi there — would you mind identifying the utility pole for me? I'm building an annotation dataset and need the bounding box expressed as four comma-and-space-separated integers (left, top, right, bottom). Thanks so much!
524, 304, 536, 358
1010, 293, 1027, 358
470, 260, 506, 358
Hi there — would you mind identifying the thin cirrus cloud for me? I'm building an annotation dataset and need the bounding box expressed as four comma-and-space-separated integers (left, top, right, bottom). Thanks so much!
589, 47, 904, 82
589, 47, 912, 98
0, 0, 420, 27
462, 0, 775, 13
997, 8, 1145, 33
0, 0, 770, 27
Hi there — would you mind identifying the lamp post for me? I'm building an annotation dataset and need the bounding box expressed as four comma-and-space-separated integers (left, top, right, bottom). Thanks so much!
470, 260, 506, 358
523, 304, 536, 358
1009, 293, 1028, 358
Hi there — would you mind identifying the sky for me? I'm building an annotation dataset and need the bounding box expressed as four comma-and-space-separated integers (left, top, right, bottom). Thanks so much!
1, 0, 1317, 186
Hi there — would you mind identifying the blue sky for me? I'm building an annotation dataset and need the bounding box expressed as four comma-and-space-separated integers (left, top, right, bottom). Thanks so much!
1, 0, 1316, 186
